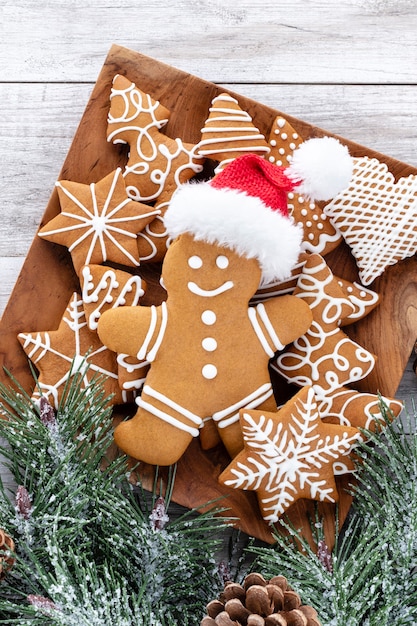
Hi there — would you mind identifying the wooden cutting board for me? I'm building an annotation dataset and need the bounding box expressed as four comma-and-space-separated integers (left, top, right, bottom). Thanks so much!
1, 44, 416, 549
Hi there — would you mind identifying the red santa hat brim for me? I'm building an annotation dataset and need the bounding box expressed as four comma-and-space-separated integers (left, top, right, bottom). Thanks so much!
164, 182, 303, 284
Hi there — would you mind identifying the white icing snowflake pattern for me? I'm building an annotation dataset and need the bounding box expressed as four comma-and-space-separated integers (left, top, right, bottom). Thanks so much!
18, 293, 127, 408
222, 386, 361, 522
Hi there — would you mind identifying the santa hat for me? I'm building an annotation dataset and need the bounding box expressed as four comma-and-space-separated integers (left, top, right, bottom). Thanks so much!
164, 137, 352, 284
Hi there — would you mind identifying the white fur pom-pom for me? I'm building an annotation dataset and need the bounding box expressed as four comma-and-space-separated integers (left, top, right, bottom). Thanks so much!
285, 136, 353, 201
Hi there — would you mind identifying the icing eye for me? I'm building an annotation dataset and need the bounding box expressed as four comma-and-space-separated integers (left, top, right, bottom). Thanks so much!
216, 255, 229, 269
188, 255, 203, 269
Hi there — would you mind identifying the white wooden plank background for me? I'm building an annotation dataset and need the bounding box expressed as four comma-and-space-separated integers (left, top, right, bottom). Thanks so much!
1, 0, 417, 497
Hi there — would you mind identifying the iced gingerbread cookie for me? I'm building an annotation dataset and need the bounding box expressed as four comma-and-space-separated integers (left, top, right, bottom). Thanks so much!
219, 385, 361, 522
107, 75, 203, 200
99, 232, 311, 463
107, 74, 170, 148
18, 292, 129, 409
116, 353, 150, 393
197, 93, 270, 173
271, 253, 403, 429
107, 75, 205, 262
80, 264, 146, 331
324, 156, 417, 285
98, 142, 352, 465
267, 116, 343, 257
336, 277, 380, 326
38, 168, 159, 275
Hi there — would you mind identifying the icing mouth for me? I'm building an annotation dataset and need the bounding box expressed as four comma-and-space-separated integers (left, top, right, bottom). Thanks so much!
187, 281, 234, 297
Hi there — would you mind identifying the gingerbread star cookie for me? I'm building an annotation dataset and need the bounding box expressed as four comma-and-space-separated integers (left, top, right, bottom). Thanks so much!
267, 116, 343, 257
18, 292, 129, 409
219, 385, 361, 522
197, 92, 270, 173
324, 156, 417, 285
38, 168, 159, 275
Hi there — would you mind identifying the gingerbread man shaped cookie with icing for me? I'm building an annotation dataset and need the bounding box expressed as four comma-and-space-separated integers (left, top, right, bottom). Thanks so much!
98, 141, 353, 465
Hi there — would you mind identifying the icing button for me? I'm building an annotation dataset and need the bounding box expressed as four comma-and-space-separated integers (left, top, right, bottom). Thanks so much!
201, 310, 216, 325
202, 337, 217, 352
202, 364, 217, 379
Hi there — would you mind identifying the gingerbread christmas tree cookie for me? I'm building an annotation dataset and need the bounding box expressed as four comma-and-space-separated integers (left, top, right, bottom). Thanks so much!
219, 385, 361, 522
107, 73, 170, 146
271, 253, 403, 429
80, 264, 146, 331
197, 92, 270, 173
38, 168, 159, 275
107, 75, 204, 206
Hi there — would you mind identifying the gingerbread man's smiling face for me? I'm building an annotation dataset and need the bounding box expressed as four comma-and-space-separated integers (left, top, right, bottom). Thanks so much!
162, 233, 262, 302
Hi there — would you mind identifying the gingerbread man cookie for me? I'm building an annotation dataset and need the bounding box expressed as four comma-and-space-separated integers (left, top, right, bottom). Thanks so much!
98, 144, 352, 466
98, 232, 312, 464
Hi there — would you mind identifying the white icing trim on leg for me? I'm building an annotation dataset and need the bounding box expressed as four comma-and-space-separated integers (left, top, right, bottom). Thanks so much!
136, 384, 203, 437
213, 383, 274, 429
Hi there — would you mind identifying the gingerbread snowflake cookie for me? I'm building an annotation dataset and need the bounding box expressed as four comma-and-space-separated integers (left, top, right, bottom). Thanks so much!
18, 292, 129, 409
97, 142, 352, 466
219, 385, 361, 522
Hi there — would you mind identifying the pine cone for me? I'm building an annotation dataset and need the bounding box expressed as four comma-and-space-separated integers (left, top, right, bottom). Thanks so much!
201, 572, 322, 626
0, 529, 15, 579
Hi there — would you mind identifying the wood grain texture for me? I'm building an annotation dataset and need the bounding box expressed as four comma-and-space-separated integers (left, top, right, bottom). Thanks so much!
1, 0, 417, 83
1, 45, 416, 548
